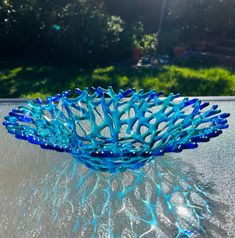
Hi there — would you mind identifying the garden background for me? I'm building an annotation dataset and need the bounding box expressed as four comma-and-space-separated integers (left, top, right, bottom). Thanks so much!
0, 0, 235, 98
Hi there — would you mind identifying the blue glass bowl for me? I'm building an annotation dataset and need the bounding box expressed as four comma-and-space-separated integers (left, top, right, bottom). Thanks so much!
3, 87, 230, 172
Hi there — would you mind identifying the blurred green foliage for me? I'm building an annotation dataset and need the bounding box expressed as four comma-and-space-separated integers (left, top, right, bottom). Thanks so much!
0, 0, 235, 97
0, 59, 234, 98
139, 33, 158, 56
159, 0, 235, 54
0, 0, 133, 64
1, 0, 235, 62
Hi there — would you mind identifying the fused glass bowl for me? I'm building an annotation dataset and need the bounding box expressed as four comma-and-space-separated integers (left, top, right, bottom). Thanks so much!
3, 87, 230, 173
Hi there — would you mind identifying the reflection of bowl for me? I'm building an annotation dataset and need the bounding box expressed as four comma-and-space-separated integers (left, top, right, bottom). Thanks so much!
3, 87, 230, 173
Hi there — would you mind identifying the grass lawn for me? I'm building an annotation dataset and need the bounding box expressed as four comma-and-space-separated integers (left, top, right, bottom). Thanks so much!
0, 58, 235, 98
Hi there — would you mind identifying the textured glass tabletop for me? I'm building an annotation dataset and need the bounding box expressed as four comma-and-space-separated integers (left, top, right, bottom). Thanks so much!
0, 98, 234, 238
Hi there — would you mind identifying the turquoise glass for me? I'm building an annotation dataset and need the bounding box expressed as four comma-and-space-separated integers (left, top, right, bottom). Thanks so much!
3, 87, 230, 173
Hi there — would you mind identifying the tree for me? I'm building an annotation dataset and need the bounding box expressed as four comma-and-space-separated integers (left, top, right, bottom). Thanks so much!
0, 0, 129, 64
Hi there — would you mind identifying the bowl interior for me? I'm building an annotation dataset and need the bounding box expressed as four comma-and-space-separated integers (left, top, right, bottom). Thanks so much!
3, 88, 229, 172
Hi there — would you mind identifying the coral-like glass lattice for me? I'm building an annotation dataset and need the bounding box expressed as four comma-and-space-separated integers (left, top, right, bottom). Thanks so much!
3, 87, 230, 172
